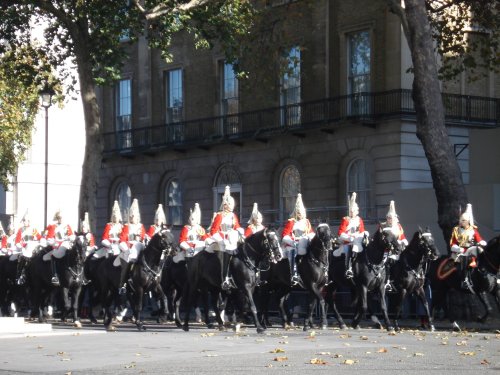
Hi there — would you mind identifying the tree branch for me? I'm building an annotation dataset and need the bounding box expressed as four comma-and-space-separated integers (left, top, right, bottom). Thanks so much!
132, 0, 212, 21
387, 0, 411, 49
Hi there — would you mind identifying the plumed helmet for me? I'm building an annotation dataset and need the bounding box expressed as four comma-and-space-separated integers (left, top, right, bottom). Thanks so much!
129, 198, 141, 223
220, 185, 235, 211
460, 203, 474, 226
53, 209, 62, 222
110, 200, 122, 223
21, 209, 30, 223
348, 192, 359, 216
248, 202, 262, 224
80, 212, 90, 232
386, 200, 398, 223
291, 193, 306, 219
154, 204, 167, 226
7, 217, 15, 234
189, 203, 201, 225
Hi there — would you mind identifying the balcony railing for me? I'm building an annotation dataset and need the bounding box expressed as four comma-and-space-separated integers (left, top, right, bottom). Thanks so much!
103, 89, 499, 156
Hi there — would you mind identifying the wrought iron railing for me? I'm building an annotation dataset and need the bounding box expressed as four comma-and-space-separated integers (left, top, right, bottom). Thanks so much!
103, 89, 499, 156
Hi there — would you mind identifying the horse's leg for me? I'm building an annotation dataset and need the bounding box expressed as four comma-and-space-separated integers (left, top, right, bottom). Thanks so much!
174, 286, 183, 328
476, 291, 492, 324
242, 285, 265, 333
212, 292, 225, 331
325, 283, 347, 329
72, 286, 83, 328
61, 287, 71, 323
414, 287, 434, 331
393, 288, 406, 332
352, 285, 367, 329
378, 287, 393, 331
154, 284, 169, 324
134, 287, 146, 331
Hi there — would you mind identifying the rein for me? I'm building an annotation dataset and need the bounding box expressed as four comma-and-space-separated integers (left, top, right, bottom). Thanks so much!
141, 244, 170, 282
239, 238, 271, 272
307, 238, 329, 272
482, 250, 500, 274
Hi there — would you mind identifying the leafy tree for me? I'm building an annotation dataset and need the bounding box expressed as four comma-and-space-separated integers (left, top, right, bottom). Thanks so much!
0, 0, 255, 229
388, 0, 498, 247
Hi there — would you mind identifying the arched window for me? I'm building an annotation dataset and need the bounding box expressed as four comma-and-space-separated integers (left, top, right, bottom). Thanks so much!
164, 178, 182, 226
280, 165, 301, 222
115, 182, 131, 223
346, 158, 371, 217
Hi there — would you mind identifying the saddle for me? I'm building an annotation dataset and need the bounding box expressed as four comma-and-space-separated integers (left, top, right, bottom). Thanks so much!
436, 257, 457, 280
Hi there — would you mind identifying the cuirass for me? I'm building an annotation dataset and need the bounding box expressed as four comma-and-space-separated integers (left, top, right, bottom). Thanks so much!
23, 234, 34, 241
127, 224, 141, 240
347, 217, 360, 233
292, 219, 308, 237
220, 214, 234, 233
109, 223, 122, 238
457, 227, 474, 247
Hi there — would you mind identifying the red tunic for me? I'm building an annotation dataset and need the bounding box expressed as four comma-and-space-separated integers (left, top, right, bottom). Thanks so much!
102, 222, 123, 243
45, 223, 74, 240
244, 224, 264, 238
15, 227, 41, 247
179, 225, 208, 246
450, 225, 482, 250
281, 218, 313, 240
337, 216, 365, 243
119, 223, 146, 244
210, 212, 241, 237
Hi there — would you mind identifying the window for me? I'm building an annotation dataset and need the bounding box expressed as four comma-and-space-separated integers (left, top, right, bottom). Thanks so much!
116, 79, 132, 149
348, 31, 371, 115
220, 62, 239, 135
213, 164, 241, 219
346, 159, 371, 218
280, 165, 301, 222
280, 47, 301, 126
164, 179, 182, 226
115, 182, 132, 223
165, 69, 184, 142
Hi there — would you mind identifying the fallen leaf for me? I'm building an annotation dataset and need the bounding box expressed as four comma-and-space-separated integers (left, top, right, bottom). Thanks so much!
124, 363, 136, 369
377, 348, 388, 353
344, 343, 351, 346
339, 334, 350, 339
201, 332, 215, 338
459, 351, 476, 356
343, 359, 358, 365
57, 352, 66, 356
61, 358, 71, 362
441, 341, 449, 345
64, 372, 72, 375
206, 354, 219, 357
413, 353, 425, 357
269, 348, 285, 353
265, 364, 273, 368
135, 353, 142, 356
456, 340, 468, 346
480, 359, 490, 365
333, 354, 343, 358
273, 356, 288, 362
388, 331, 396, 336
310, 358, 328, 365
278, 341, 288, 344
360, 335, 368, 340
316, 352, 331, 355
366, 351, 372, 354
37, 346, 43, 349
255, 339, 265, 343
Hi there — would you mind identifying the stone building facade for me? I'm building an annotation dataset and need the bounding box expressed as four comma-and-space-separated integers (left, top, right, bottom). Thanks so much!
96, 0, 498, 249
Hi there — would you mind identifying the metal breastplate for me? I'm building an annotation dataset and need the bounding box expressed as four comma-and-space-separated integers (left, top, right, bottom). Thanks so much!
347, 217, 360, 233
220, 214, 234, 233
457, 227, 474, 247
127, 224, 141, 241
292, 219, 307, 237
23, 233, 34, 241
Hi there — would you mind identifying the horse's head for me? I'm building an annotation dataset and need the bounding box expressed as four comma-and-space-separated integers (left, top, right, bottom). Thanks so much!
378, 226, 402, 255
483, 235, 500, 267
153, 228, 175, 256
262, 227, 283, 263
315, 223, 333, 252
72, 232, 90, 264
415, 227, 439, 261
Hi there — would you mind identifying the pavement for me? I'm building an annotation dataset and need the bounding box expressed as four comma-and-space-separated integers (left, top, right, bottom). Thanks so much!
0, 318, 498, 374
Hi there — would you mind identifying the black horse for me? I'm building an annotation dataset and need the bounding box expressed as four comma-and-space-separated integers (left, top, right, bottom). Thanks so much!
161, 252, 188, 326
390, 228, 439, 331
0, 256, 28, 317
97, 229, 175, 331
429, 235, 500, 330
351, 227, 401, 331
227, 228, 282, 333
257, 255, 293, 329
296, 223, 333, 331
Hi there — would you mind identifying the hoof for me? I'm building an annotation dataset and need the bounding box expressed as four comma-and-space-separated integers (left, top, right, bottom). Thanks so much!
207, 323, 215, 329
218, 324, 225, 331
256, 327, 266, 334
302, 325, 309, 332
182, 324, 189, 332
340, 324, 348, 330
106, 325, 116, 332
90, 317, 98, 325
74, 321, 82, 329
175, 320, 182, 328
233, 323, 241, 333
430, 325, 436, 332
352, 325, 360, 330
387, 326, 395, 332
452, 322, 461, 332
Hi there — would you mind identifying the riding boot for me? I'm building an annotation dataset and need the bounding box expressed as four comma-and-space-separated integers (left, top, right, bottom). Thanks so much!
221, 252, 233, 290
16, 256, 27, 285
345, 248, 353, 278
51, 257, 60, 286
118, 259, 131, 295
460, 256, 471, 290
384, 260, 394, 292
289, 249, 299, 285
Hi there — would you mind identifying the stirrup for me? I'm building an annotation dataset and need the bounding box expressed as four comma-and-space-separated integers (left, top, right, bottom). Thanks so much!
345, 268, 353, 278
51, 276, 60, 286
16, 275, 26, 286
82, 278, 91, 286
118, 284, 127, 295
461, 278, 472, 291
221, 277, 235, 291
291, 274, 300, 285
384, 281, 394, 292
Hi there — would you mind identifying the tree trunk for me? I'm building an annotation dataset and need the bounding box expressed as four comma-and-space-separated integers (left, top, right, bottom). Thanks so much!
403, 0, 468, 252
73, 37, 103, 233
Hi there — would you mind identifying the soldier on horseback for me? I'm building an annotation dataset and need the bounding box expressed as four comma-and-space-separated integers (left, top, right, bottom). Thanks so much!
0, 221, 7, 257
207, 185, 244, 290
244, 203, 265, 237
380, 200, 408, 291
338, 192, 368, 279
146, 204, 167, 241
281, 193, 314, 285
100, 200, 123, 258
15, 210, 42, 285
178, 203, 208, 264
2, 218, 16, 257
450, 203, 486, 290
43, 209, 76, 286
117, 199, 146, 295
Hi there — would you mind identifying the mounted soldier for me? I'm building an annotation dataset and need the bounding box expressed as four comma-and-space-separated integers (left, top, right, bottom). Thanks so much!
15, 210, 42, 285
379, 200, 408, 291
337, 192, 368, 279
0, 222, 7, 257
244, 203, 265, 237
178, 203, 208, 265
146, 204, 167, 242
99, 200, 123, 258
117, 199, 146, 295
206, 185, 244, 290
42, 209, 76, 286
281, 193, 314, 285
450, 203, 486, 289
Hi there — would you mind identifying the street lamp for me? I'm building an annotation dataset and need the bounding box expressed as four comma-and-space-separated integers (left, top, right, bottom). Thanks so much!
39, 82, 54, 229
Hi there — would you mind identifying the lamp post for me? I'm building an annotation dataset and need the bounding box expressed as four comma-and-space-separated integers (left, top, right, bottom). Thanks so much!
39, 82, 54, 229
